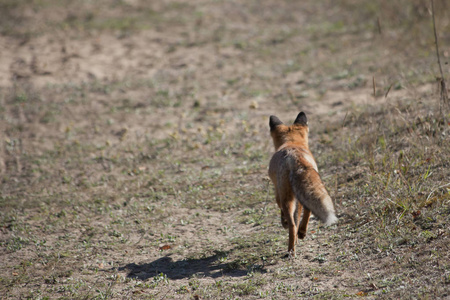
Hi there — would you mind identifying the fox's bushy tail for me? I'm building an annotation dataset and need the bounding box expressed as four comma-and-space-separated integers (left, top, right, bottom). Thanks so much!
290, 169, 337, 226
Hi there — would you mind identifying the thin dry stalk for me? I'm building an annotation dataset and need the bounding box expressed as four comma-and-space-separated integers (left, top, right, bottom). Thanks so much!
342, 111, 349, 128
384, 84, 393, 99
376, 17, 382, 35
372, 77, 376, 97
431, 0, 449, 111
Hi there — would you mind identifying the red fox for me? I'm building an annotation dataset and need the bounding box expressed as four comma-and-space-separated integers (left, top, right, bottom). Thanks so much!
269, 112, 337, 256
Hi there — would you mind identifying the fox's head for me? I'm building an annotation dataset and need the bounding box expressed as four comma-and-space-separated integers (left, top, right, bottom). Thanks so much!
269, 112, 309, 150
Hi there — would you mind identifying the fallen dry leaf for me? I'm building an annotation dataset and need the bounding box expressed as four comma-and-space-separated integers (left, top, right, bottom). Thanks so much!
159, 244, 172, 251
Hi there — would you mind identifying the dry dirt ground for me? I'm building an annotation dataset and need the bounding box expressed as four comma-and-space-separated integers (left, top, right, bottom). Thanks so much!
1, 0, 449, 299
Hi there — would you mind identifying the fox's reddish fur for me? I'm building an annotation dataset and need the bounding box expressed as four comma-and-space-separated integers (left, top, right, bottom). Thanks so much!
268, 112, 337, 256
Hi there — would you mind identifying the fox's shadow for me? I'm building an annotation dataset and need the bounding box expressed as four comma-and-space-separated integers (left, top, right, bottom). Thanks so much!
118, 252, 264, 281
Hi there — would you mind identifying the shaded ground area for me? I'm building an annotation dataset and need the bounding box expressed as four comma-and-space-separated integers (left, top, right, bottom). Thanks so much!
119, 253, 252, 281
1, 0, 449, 299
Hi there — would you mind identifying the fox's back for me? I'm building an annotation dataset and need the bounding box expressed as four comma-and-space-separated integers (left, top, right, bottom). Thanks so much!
268, 145, 318, 184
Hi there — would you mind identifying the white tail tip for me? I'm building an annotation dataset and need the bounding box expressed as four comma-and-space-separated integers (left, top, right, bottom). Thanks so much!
325, 214, 338, 226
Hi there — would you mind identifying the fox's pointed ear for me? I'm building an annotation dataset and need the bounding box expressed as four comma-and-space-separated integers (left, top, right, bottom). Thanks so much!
269, 115, 283, 131
293, 112, 308, 126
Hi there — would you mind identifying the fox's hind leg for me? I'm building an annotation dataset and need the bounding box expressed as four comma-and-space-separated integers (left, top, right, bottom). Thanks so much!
294, 202, 303, 242
282, 199, 298, 255
280, 204, 300, 231
280, 211, 289, 229
278, 191, 297, 255
275, 189, 289, 229
298, 208, 311, 239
